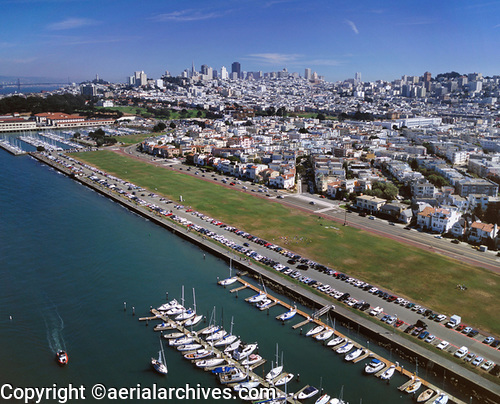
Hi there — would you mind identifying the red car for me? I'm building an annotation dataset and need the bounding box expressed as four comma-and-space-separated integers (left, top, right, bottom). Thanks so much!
395, 319, 404, 328
456, 324, 466, 332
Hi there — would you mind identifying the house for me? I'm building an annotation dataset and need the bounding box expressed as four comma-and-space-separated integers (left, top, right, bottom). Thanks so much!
468, 222, 498, 244
355, 195, 386, 213
416, 206, 461, 233
269, 173, 295, 189
450, 218, 468, 239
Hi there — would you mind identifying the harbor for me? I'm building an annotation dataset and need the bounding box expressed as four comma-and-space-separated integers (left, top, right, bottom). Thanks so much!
2, 149, 496, 402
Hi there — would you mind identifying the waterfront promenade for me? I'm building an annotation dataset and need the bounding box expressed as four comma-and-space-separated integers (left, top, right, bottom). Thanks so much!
29, 151, 499, 403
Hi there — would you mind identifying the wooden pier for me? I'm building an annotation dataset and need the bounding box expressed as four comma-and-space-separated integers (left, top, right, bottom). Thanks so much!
219, 279, 468, 404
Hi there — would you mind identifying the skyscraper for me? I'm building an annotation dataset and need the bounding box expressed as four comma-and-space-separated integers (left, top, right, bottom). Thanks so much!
231, 62, 241, 78
220, 66, 228, 80
355, 72, 361, 84
304, 68, 312, 80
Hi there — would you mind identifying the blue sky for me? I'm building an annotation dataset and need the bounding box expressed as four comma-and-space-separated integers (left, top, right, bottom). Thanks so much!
1, 0, 499, 83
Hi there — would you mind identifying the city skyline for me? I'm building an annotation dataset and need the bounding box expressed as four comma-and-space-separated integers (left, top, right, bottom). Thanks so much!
1, 0, 500, 83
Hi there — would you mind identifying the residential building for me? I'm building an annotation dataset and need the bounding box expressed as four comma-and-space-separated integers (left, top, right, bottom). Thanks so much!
355, 195, 386, 213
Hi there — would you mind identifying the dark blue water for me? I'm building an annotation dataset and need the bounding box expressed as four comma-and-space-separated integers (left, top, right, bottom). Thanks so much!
0, 85, 63, 95
0, 149, 443, 403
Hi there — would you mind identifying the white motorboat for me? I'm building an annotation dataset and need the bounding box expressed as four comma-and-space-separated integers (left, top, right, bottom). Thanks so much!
379, 365, 396, 380
183, 349, 213, 360
241, 354, 262, 366
154, 322, 173, 331
274, 373, 294, 386
256, 298, 273, 309
162, 331, 184, 339
364, 358, 386, 374
206, 330, 227, 342
335, 341, 354, 354
218, 367, 247, 384
306, 325, 324, 337
315, 394, 331, 404
184, 314, 203, 327
344, 347, 363, 361
248, 291, 267, 304
432, 393, 449, 404
315, 329, 334, 341
233, 380, 260, 392
224, 339, 241, 353
195, 357, 225, 368
326, 336, 345, 347
157, 298, 179, 311
233, 343, 258, 361
277, 306, 297, 321
169, 335, 195, 346
151, 340, 168, 375
176, 343, 203, 351
214, 334, 238, 347
296, 385, 319, 400
165, 304, 185, 316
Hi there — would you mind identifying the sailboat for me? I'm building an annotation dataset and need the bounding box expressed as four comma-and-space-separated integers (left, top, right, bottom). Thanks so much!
306, 324, 324, 337
165, 286, 186, 316
219, 258, 238, 286
176, 288, 198, 322
380, 364, 396, 380
214, 317, 238, 346
151, 340, 168, 375
277, 305, 297, 321
248, 275, 268, 303
265, 344, 283, 381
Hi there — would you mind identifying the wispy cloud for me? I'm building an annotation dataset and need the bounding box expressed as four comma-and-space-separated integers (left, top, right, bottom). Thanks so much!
152, 9, 224, 22
245, 53, 302, 65
264, 0, 296, 7
345, 20, 359, 34
47, 17, 99, 31
494, 23, 500, 28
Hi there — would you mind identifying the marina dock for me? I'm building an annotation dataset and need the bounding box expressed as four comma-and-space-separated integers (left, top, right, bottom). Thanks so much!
223, 278, 468, 404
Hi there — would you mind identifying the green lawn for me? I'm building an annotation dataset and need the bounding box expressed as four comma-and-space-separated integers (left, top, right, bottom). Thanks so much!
75, 150, 500, 335
111, 133, 157, 145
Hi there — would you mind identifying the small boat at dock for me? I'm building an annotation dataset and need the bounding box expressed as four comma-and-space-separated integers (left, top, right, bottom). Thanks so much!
218, 367, 247, 384
335, 341, 353, 354
379, 365, 396, 380
206, 330, 227, 342
432, 393, 449, 404
224, 339, 241, 354
277, 306, 297, 321
248, 291, 267, 304
314, 393, 330, 404
274, 372, 294, 386
306, 325, 324, 337
163, 332, 184, 339
233, 343, 258, 361
157, 299, 179, 312
315, 329, 334, 341
214, 334, 238, 347
405, 378, 422, 394
195, 357, 225, 368
241, 354, 262, 366
417, 388, 435, 402
177, 343, 203, 351
296, 385, 319, 400
326, 336, 344, 347
183, 349, 213, 360
344, 347, 363, 361
364, 358, 386, 374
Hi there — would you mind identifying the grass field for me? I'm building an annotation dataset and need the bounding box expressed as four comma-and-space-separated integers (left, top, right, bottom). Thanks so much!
75, 150, 500, 335
97, 106, 206, 119
113, 133, 158, 145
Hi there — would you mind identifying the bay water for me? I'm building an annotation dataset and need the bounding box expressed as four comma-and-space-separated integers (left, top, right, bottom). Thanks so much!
0, 148, 439, 403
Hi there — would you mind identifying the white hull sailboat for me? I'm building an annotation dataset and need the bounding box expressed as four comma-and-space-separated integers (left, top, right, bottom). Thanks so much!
380, 365, 396, 380
306, 325, 324, 337
265, 344, 283, 381
233, 343, 258, 361
177, 343, 203, 351
316, 329, 334, 341
277, 306, 297, 321
151, 340, 168, 375
344, 347, 363, 361
274, 372, 294, 386
195, 357, 225, 368
248, 291, 267, 304
214, 334, 238, 347
206, 330, 227, 342
241, 354, 262, 366
224, 339, 241, 354
184, 314, 203, 327
296, 385, 319, 400
335, 341, 354, 354
157, 298, 179, 312
219, 259, 238, 286
326, 336, 344, 347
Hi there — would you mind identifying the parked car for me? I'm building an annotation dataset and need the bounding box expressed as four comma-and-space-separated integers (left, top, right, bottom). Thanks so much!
418, 331, 430, 340
481, 360, 495, 371
455, 346, 469, 358
424, 334, 435, 343
437, 341, 449, 350
483, 336, 495, 345
468, 329, 479, 338
464, 352, 476, 362
472, 356, 484, 366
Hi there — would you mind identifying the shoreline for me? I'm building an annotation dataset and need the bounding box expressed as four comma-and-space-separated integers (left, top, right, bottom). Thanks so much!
29, 151, 499, 403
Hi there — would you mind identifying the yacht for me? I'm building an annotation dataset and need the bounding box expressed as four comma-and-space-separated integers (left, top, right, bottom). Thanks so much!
277, 306, 297, 321
233, 343, 258, 361
306, 325, 324, 337
315, 329, 334, 341
296, 386, 319, 400
379, 365, 396, 380
344, 347, 363, 361
335, 341, 354, 354
364, 358, 386, 374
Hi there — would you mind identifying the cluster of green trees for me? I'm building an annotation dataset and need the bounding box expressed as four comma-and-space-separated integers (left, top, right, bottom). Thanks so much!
0, 94, 87, 115
87, 128, 116, 147
363, 182, 399, 201
473, 202, 500, 225
409, 159, 450, 187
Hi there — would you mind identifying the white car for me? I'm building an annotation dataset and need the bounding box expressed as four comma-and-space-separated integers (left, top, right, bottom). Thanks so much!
436, 314, 447, 322
436, 340, 449, 350
454, 346, 469, 358
425, 335, 436, 343
481, 360, 495, 371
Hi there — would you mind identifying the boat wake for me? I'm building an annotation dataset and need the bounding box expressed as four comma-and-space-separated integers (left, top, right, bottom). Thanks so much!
40, 303, 67, 353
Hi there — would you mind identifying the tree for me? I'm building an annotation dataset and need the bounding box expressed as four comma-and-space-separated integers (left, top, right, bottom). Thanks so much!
299, 127, 309, 134
169, 122, 176, 129
196, 110, 203, 118
410, 159, 419, 170
316, 113, 326, 121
